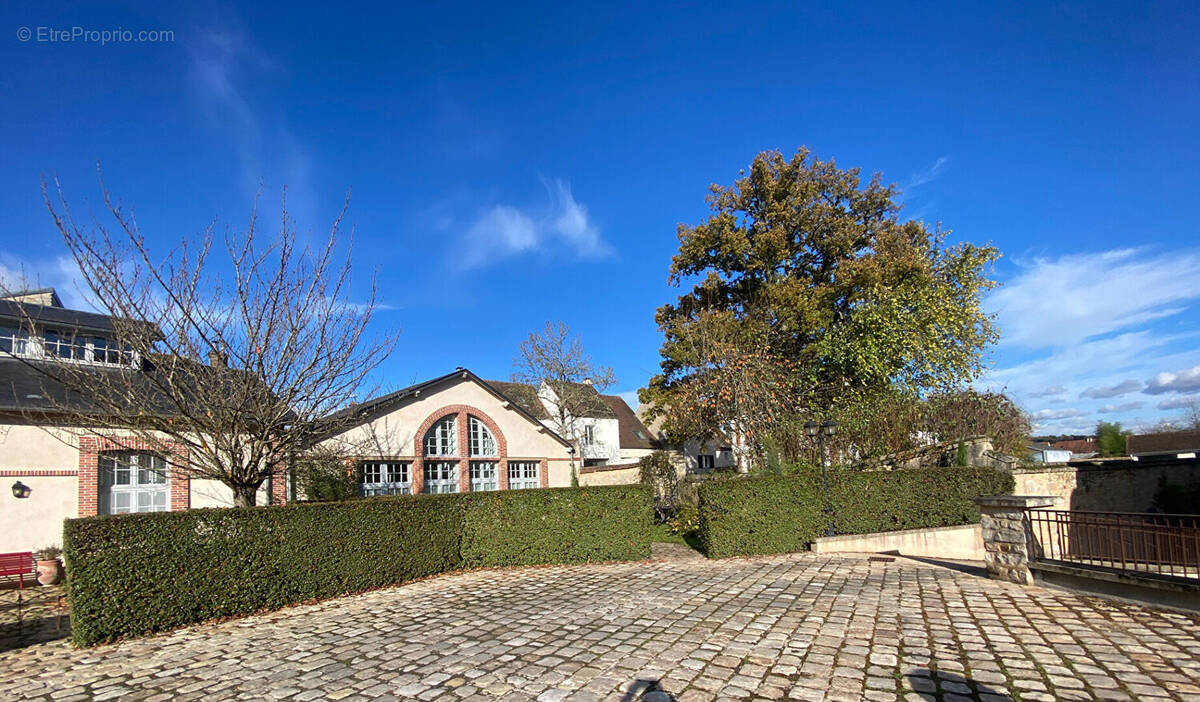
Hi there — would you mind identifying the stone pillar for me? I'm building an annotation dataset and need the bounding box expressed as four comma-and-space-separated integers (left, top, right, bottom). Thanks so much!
975, 496, 1058, 585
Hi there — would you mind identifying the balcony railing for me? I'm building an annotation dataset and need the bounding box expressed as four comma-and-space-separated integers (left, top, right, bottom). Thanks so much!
1028, 510, 1200, 580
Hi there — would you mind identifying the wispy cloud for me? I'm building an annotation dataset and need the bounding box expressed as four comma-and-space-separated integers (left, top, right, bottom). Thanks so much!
452, 178, 611, 271
186, 27, 316, 225
1081, 379, 1143, 399
981, 247, 1200, 434
1145, 364, 1200, 395
0, 253, 95, 310
988, 248, 1200, 349
907, 155, 951, 189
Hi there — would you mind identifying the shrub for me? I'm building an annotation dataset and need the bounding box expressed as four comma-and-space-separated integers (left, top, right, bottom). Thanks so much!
64, 484, 651, 646
698, 467, 1013, 558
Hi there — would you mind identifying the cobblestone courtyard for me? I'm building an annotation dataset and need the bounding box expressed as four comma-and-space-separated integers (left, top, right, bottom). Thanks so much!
2, 553, 1199, 701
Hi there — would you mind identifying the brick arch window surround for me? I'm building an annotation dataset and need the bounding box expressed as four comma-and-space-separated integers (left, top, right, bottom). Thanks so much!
78, 436, 190, 517
413, 406, 511, 494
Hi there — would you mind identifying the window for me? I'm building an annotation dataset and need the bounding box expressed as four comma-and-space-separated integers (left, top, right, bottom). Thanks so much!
422, 461, 458, 493
508, 461, 539, 490
359, 461, 411, 496
43, 329, 86, 360
470, 461, 498, 491
99, 452, 167, 514
0, 326, 29, 355
469, 416, 497, 457
582, 425, 595, 445
91, 336, 133, 365
697, 454, 715, 471
423, 415, 458, 456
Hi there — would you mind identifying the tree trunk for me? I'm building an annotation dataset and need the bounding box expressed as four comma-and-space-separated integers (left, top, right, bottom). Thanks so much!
231, 484, 259, 508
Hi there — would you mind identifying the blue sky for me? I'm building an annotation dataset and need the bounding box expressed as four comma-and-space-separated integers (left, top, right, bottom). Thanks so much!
2, 1, 1199, 434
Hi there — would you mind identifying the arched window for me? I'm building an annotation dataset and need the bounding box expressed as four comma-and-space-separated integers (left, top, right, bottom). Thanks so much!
423, 415, 457, 456
468, 416, 497, 457
99, 452, 167, 514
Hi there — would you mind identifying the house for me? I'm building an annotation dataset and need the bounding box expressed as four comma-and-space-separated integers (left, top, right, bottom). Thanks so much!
0, 288, 282, 554
635, 404, 739, 474
1127, 430, 1200, 459
1029, 442, 1073, 463
318, 369, 662, 494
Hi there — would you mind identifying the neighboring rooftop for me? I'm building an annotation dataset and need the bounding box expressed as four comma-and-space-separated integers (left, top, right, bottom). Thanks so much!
1127, 429, 1200, 457
0, 287, 160, 338
600, 394, 659, 450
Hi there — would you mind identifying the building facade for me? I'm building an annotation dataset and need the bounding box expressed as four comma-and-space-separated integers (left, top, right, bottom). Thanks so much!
0, 289, 282, 554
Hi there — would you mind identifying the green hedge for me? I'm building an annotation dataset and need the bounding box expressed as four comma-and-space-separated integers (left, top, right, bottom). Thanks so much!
698, 467, 1013, 558
64, 484, 650, 646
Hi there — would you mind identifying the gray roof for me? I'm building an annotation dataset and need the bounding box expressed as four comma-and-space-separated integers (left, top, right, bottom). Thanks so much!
0, 297, 161, 338
323, 368, 571, 447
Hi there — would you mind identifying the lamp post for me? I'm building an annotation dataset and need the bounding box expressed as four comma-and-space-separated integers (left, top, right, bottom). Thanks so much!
804, 419, 837, 537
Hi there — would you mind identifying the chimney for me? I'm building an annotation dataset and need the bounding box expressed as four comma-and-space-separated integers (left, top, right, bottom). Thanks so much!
582, 377, 593, 386
208, 349, 227, 368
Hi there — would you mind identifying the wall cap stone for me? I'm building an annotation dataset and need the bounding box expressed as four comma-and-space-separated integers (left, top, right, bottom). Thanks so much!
975, 495, 1059, 509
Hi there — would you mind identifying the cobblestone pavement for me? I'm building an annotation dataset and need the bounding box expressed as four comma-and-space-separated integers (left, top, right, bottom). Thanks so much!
2, 554, 1199, 701
0, 584, 68, 651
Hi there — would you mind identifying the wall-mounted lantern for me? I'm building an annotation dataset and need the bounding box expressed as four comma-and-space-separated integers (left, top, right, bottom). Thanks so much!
11, 481, 32, 499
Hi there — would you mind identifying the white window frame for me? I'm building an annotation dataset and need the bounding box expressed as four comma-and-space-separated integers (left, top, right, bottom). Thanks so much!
582, 424, 595, 446
468, 416, 497, 457
99, 452, 168, 514
697, 454, 715, 471
469, 461, 498, 491
508, 461, 539, 490
359, 461, 411, 496
424, 416, 458, 457
0, 325, 135, 367
422, 460, 458, 493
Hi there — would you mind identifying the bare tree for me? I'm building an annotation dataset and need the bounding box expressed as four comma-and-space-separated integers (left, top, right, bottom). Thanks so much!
4, 176, 397, 507
512, 320, 615, 485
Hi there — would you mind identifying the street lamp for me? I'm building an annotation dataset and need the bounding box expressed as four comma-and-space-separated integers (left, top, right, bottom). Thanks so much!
805, 419, 837, 537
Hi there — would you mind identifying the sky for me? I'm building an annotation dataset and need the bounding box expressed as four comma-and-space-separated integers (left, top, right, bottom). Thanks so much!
2, 1, 1199, 435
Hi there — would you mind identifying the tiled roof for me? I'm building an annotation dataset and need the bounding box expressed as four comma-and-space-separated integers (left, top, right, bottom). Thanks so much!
600, 394, 659, 450
546, 380, 616, 418
1127, 430, 1200, 456
484, 380, 551, 420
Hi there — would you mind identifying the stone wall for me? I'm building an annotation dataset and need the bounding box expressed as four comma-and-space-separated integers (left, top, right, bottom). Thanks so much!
1012, 456, 1200, 513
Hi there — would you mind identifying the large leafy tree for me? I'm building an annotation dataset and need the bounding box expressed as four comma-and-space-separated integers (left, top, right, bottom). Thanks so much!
643, 148, 1001, 463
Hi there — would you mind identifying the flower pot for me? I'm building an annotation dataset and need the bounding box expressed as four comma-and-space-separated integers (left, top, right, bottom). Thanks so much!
36, 558, 63, 586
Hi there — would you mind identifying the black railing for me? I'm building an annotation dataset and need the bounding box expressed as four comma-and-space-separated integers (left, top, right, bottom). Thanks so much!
1028, 510, 1200, 579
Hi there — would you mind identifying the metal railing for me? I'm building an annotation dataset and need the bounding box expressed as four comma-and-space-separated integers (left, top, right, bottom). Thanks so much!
1028, 510, 1200, 579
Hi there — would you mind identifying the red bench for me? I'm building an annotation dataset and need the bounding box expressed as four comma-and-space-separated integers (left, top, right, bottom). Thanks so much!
0, 551, 35, 589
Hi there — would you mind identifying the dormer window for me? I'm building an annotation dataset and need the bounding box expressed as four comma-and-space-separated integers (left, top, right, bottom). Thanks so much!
0, 324, 134, 367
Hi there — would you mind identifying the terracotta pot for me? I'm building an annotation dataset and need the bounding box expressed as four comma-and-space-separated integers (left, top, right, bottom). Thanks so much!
36, 558, 63, 586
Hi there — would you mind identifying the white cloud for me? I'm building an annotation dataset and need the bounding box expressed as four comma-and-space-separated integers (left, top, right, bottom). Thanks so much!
0, 253, 95, 310
907, 156, 951, 189
1080, 379, 1143, 399
1144, 364, 1200, 395
546, 179, 611, 258
988, 248, 1200, 349
1157, 395, 1200, 410
1032, 408, 1088, 421
1028, 384, 1066, 398
458, 206, 540, 270
453, 179, 610, 271
1098, 401, 1144, 413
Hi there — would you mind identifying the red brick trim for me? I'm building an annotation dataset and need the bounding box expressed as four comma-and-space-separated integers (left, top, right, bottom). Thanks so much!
0, 469, 76, 477
77, 436, 191, 517
412, 405, 511, 494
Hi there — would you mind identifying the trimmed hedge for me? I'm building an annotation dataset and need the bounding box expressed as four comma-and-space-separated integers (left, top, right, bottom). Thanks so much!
698, 467, 1014, 558
64, 484, 651, 646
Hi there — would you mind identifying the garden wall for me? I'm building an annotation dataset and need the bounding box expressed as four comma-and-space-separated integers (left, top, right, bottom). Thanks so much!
1012, 456, 1200, 513
64, 484, 651, 646
698, 467, 1013, 558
